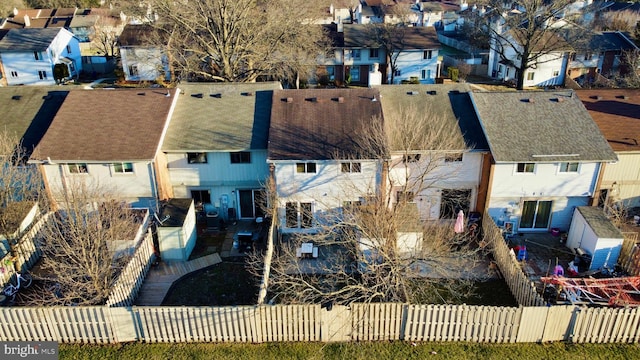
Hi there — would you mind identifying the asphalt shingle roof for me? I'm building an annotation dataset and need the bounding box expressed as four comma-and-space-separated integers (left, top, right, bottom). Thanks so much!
30, 89, 177, 162
268, 88, 385, 160
162, 82, 282, 152
576, 89, 640, 153
576, 206, 623, 240
0, 28, 63, 51
343, 24, 439, 49
375, 84, 488, 151
471, 91, 617, 163
0, 87, 68, 156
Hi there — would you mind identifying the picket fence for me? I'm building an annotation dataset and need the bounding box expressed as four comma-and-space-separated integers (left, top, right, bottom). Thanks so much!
482, 216, 545, 307
2, 303, 640, 344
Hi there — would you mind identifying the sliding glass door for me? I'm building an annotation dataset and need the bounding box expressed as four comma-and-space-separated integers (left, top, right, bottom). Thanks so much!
519, 200, 552, 230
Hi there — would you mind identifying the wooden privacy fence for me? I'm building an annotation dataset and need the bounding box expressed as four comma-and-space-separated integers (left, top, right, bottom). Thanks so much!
2, 303, 640, 344
618, 232, 640, 276
0, 211, 51, 288
482, 216, 545, 307
106, 216, 155, 307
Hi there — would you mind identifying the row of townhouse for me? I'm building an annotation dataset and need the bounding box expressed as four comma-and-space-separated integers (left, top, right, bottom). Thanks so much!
4, 83, 637, 238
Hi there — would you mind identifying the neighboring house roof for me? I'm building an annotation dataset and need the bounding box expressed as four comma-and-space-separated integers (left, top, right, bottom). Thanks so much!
0, 28, 64, 52
588, 31, 637, 51
118, 24, 163, 46
0, 87, 68, 156
471, 91, 617, 163
69, 14, 100, 29
30, 89, 178, 162
1, 8, 75, 29
268, 88, 385, 160
576, 89, 640, 153
576, 206, 623, 239
162, 82, 282, 152
375, 84, 489, 151
323, 24, 344, 48
343, 24, 439, 49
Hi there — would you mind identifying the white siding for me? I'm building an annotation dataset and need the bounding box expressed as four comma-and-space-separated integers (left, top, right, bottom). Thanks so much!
273, 159, 380, 233
120, 47, 169, 81
567, 209, 623, 271
392, 49, 439, 84
42, 162, 157, 207
388, 152, 484, 220
486, 162, 600, 232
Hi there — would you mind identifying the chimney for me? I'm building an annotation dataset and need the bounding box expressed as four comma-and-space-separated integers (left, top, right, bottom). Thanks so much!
23, 15, 30, 27
338, 97, 344, 103
337, 16, 344, 32
13, 8, 18, 16
286, 97, 293, 103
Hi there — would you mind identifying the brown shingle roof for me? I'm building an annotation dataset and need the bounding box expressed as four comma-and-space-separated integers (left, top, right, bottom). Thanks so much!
576, 89, 640, 152
268, 88, 385, 160
344, 24, 439, 49
30, 89, 177, 162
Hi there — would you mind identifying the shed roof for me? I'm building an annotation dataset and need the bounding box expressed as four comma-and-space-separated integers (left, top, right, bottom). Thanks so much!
158, 198, 193, 227
576, 206, 623, 240
268, 88, 385, 160
471, 91, 617, 163
575, 89, 640, 153
162, 82, 281, 152
30, 89, 177, 162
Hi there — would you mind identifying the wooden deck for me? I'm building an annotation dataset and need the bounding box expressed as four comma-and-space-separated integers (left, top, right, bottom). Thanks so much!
135, 253, 222, 306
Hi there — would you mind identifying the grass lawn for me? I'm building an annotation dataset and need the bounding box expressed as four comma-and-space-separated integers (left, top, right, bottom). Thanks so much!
60, 342, 640, 360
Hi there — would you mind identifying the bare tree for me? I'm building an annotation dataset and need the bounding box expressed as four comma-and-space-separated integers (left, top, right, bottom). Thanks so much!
474, 0, 581, 89
90, 15, 122, 59
250, 107, 486, 306
457, 61, 473, 82
612, 49, 640, 88
146, 0, 330, 85
25, 180, 142, 306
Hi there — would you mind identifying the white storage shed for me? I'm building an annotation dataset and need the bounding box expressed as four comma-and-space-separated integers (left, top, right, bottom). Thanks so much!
566, 206, 624, 271
156, 198, 197, 261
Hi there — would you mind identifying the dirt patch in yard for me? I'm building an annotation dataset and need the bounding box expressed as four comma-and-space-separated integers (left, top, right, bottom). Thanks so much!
162, 262, 258, 306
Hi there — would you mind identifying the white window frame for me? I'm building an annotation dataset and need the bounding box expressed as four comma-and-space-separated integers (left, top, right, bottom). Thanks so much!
515, 162, 535, 174
558, 162, 579, 173
285, 201, 314, 229
112, 162, 134, 174
526, 72, 535, 81
230, 151, 251, 164
187, 152, 208, 164
369, 48, 379, 59
38, 70, 47, 80
423, 50, 433, 60
67, 163, 88, 174
296, 162, 316, 174
341, 162, 361, 173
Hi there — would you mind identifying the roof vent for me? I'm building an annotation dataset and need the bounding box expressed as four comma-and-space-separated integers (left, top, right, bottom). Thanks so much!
555, 97, 565, 103
285, 97, 293, 103
407, 91, 419, 95
137, 92, 145, 96
210, 93, 222, 98
428, 90, 437, 95
11, 95, 21, 100
617, 95, 629, 100
337, 97, 344, 103
242, 92, 253, 96
590, 95, 601, 100
306, 97, 318, 102
521, 98, 535, 103
191, 93, 203, 98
